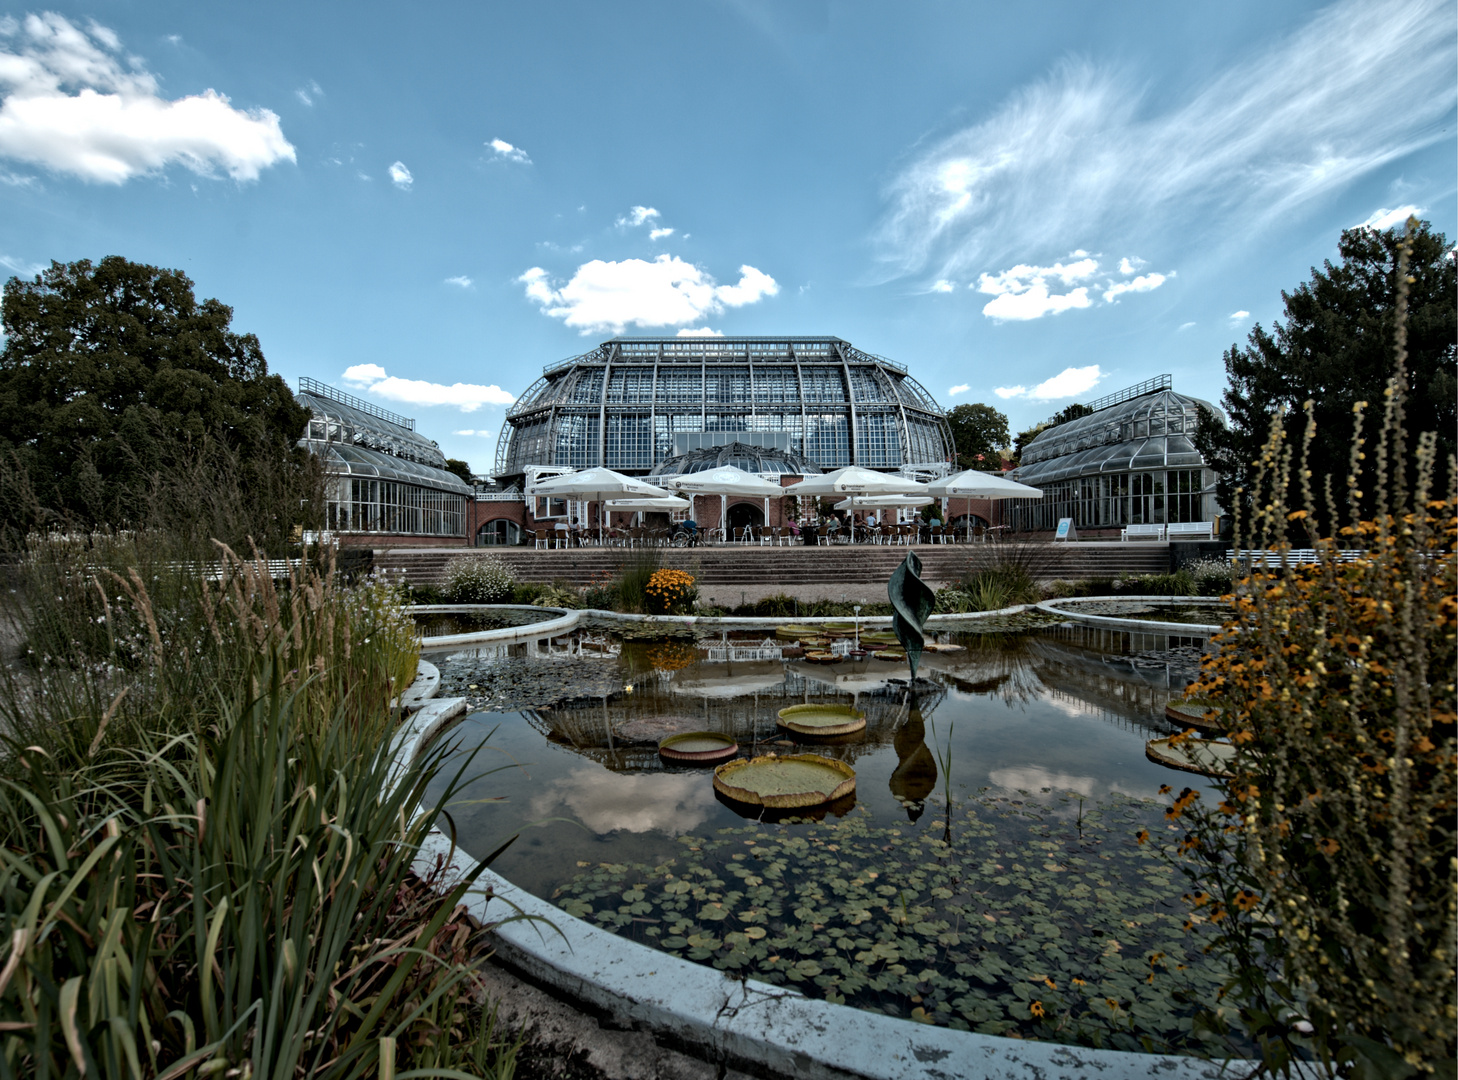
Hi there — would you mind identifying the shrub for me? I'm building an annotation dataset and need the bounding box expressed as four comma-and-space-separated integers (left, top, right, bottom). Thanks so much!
935, 586, 975, 614
532, 582, 581, 609
643, 568, 697, 615
1183, 557, 1234, 597
616, 549, 662, 613
1112, 570, 1196, 596
1163, 248, 1456, 1076
441, 553, 515, 603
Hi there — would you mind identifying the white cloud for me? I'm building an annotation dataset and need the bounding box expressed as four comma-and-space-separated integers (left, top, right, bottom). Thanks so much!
388, 160, 412, 189
973, 254, 1168, 319
616, 205, 659, 228
1355, 204, 1422, 231
295, 80, 322, 107
1117, 256, 1144, 274
1229, 310, 1251, 323
1178, 321, 1196, 331
520, 255, 779, 334
877, 0, 1453, 280
487, 137, 530, 164
931, 279, 955, 293
443, 275, 472, 289
676, 327, 723, 337
994, 365, 1104, 401
0, 13, 295, 184
0, 253, 45, 277
948, 383, 970, 397
341, 363, 513, 412
1103, 271, 1169, 302
453, 429, 495, 437
649, 227, 674, 241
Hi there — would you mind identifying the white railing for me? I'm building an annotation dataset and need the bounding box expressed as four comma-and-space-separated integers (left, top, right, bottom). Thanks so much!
475, 492, 525, 502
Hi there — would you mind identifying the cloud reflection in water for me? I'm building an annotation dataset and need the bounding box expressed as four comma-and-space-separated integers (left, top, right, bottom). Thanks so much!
530, 766, 718, 835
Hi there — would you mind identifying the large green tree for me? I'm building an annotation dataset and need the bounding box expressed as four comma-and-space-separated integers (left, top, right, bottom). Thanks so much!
1195, 219, 1456, 524
0, 257, 310, 538
945, 402, 1009, 470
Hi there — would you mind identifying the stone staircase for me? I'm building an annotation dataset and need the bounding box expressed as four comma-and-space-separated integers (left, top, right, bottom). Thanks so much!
374, 542, 1172, 588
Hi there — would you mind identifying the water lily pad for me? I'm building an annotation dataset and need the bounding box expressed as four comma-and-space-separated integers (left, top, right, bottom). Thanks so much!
713, 753, 856, 808
803, 650, 838, 664
922, 642, 966, 653
775, 624, 826, 639
659, 731, 739, 764
1164, 699, 1225, 731
874, 647, 907, 661
1145, 736, 1236, 778
777, 703, 867, 737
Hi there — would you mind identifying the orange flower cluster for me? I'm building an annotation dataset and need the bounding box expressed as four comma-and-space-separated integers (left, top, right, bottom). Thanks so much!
644, 568, 697, 614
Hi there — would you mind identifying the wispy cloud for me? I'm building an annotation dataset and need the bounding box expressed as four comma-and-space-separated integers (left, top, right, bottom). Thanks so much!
616, 205, 659, 228
0, 13, 295, 184
649, 227, 674, 241
1178, 321, 1196, 331
295, 80, 322, 107
677, 327, 723, 338
0, 253, 45, 278
388, 161, 412, 189
948, 383, 970, 396
1355, 204, 1422, 231
1229, 310, 1250, 324
341, 364, 514, 412
487, 137, 530, 164
453, 429, 495, 437
876, 0, 1452, 283
443, 275, 472, 289
994, 365, 1103, 401
520, 255, 778, 335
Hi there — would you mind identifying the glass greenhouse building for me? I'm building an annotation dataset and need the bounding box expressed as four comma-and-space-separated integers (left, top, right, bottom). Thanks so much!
296, 378, 470, 538
493, 337, 954, 481
1005, 377, 1225, 532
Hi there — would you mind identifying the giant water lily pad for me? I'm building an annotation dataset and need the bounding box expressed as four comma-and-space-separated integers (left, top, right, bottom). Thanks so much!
1146, 736, 1236, 777
922, 642, 965, 653
775, 624, 825, 639
874, 647, 907, 661
659, 731, 738, 764
713, 753, 856, 808
1164, 699, 1225, 731
777, 703, 867, 736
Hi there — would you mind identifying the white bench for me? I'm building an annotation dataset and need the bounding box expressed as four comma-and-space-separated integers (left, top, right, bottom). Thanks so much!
1166, 521, 1215, 540
1120, 524, 1165, 541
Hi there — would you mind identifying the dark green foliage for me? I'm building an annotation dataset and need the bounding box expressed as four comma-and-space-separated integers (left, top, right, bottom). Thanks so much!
1194, 219, 1456, 525
444, 457, 475, 486
945, 403, 1010, 470
0, 257, 311, 541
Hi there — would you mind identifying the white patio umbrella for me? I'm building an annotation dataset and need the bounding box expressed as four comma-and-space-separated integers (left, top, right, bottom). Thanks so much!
831, 495, 933, 510
604, 494, 690, 527
782, 467, 930, 529
660, 466, 785, 539
925, 469, 1042, 540
531, 468, 672, 531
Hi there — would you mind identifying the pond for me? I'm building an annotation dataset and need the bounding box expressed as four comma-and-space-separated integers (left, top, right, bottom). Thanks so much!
1059, 600, 1230, 627
422, 622, 1232, 1056
409, 606, 559, 638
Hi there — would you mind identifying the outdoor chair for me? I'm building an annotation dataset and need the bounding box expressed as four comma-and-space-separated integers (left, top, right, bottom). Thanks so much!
929, 525, 944, 544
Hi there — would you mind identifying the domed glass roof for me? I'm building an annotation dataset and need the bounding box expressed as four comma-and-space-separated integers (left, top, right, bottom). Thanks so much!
494, 336, 953, 479
649, 440, 824, 478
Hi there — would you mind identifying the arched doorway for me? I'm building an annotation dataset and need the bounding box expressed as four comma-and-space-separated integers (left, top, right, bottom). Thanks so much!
726, 502, 764, 532
476, 519, 522, 546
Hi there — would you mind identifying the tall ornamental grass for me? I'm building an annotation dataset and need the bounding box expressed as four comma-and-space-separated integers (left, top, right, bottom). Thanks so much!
1164, 232, 1456, 1078
0, 540, 516, 1079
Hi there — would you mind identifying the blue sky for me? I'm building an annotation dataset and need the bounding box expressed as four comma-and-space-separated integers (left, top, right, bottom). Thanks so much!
1, 0, 1453, 474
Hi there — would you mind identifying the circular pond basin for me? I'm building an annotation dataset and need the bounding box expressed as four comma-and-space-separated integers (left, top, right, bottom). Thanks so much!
423, 622, 1232, 1054
410, 605, 563, 638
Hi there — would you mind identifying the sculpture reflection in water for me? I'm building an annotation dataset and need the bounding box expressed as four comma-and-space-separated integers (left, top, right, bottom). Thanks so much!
888, 703, 936, 822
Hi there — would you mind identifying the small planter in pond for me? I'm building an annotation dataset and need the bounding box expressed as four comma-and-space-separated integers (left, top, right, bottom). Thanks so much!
713, 753, 856, 808
777, 703, 867, 737
658, 731, 738, 764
